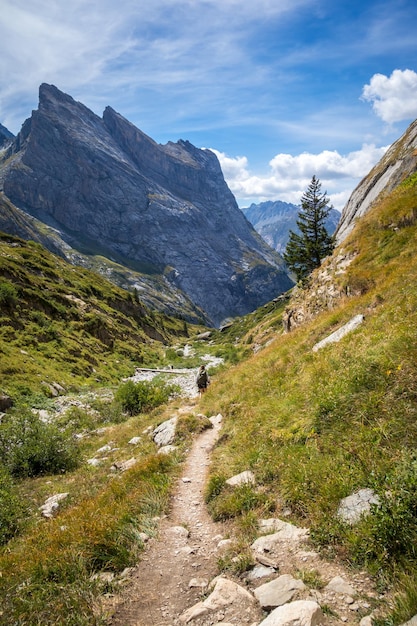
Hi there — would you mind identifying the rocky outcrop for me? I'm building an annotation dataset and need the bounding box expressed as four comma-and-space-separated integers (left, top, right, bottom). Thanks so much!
336, 118, 417, 244
0, 123, 14, 148
0, 84, 292, 326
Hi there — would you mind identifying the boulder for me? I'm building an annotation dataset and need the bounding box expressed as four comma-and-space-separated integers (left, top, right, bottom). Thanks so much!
152, 416, 178, 446
40, 493, 69, 518
325, 575, 357, 597
258, 600, 324, 626
180, 577, 256, 623
254, 574, 306, 610
337, 488, 380, 525
110, 458, 137, 472
226, 470, 256, 487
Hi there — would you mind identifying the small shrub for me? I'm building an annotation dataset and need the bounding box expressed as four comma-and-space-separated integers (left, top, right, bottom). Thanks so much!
0, 411, 81, 477
0, 467, 27, 544
115, 379, 180, 415
205, 473, 226, 503
0, 280, 18, 308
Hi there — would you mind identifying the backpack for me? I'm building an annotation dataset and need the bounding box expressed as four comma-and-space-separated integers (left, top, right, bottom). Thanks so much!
197, 370, 207, 386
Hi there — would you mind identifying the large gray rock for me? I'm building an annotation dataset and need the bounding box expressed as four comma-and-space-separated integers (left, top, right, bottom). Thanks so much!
258, 600, 324, 626
254, 574, 306, 610
0, 84, 292, 326
337, 488, 380, 525
180, 577, 256, 623
152, 416, 178, 446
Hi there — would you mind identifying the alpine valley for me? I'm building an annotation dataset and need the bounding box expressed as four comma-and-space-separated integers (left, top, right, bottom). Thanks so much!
0, 84, 293, 327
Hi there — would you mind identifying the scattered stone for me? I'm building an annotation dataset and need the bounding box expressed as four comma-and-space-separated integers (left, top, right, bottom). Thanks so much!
337, 488, 380, 524
312, 314, 365, 352
110, 458, 137, 472
252, 521, 309, 556
246, 565, 276, 581
157, 445, 178, 455
258, 599, 324, 626
182, 477, 192, 483
225, 470, 255, 487
254, 574, 306, 610
179, 602, 208, 623
87, 458, 102, 466
96, 444, 113, 454
189, 577, 208, 589
128, 436, 141, 445
217, 538, 233, 548
138, 532, 150, 543
40, 493, 69, 518
325, 575, 357, 597
90, 571, 115, 584
360, 616, 373, 626
259, 518, 309, 540
167, 526, 190, 539
152, 416, 178, 446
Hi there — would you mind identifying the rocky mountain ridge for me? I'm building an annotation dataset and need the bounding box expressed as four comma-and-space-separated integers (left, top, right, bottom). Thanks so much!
0, 84, 292, 327
242, 200, 340, 253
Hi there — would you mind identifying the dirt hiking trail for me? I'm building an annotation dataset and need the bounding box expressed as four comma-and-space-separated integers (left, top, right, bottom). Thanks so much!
107, 406, 261, 625
107, 399, 384, 626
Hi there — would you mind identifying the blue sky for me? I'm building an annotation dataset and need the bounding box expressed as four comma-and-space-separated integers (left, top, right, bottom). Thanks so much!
1, 0, 417, 211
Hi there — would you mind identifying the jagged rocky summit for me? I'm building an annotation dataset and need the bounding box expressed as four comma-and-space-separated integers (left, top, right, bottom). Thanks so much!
0, 84, 292, 326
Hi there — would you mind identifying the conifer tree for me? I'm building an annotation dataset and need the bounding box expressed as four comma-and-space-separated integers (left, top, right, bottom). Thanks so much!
284, 175, 334, 282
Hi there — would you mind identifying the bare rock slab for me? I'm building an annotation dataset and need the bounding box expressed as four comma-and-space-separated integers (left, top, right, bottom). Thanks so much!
337, 488, 380, 525
152, 416, 178, 446
254, 574, 306, 610
226, 470, 256, 487
180, 576, 257, 623
258, 600, 324, 626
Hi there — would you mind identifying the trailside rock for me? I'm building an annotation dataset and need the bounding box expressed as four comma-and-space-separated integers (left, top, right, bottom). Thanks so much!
152, 416, 178, 446
258, 600, 324, 626
39, 493, 69, 518
225, 470, 256, 486
179, 577, 257, 623
254, 574, 306, 610
325, 575, 357, 597
337, 488, 380, 525
312, 314, 364, 352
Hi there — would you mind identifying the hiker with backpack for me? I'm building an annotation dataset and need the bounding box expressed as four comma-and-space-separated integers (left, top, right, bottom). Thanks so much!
196, 365, 209, 395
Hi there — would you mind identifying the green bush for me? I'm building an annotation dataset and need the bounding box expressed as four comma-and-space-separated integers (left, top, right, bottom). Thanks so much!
115, 379, 180, 416
352, 452, 417, 568
0, 411, 81, 477
0, 467, 27, 544
0, 280, 18, 308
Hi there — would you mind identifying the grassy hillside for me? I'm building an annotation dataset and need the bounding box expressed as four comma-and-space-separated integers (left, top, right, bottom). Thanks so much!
201, 173, 417, 624
1, 173, 417, 625
0, 231, 200, 398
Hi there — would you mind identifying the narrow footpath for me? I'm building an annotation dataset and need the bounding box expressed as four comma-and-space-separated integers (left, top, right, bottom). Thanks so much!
107, 409, 261, 625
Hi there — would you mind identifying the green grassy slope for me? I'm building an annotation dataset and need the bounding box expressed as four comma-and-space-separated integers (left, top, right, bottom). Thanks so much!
0, 231, 196, 397
201, 173, 417, 623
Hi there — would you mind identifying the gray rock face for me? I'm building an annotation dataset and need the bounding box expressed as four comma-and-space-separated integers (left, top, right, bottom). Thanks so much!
0, 84, 292, 326
336, 118, 417, 244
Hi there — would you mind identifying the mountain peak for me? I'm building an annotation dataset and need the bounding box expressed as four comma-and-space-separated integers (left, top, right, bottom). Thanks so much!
0, 85, 292, 326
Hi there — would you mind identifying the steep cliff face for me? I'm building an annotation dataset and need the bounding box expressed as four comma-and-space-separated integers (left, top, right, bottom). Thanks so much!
336, 118, 417, 244
0, 84, 292, 326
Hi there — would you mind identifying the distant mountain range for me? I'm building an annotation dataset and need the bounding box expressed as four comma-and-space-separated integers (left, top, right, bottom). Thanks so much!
242, 200, 340, 254
0, 84, 292, 327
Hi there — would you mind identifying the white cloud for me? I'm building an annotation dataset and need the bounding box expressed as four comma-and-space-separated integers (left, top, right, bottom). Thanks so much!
212, 144, 388, 210
362, 69, 417, 124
